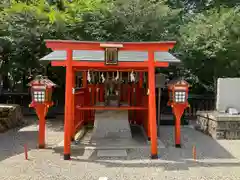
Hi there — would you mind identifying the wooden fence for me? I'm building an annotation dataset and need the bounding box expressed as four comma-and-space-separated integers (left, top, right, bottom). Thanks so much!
184, 94, 215, 119
0, 91, 215, 120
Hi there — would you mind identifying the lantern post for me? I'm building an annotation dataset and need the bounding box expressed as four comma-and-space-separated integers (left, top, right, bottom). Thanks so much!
167, 79, 190, 148
28, 75, 56, 148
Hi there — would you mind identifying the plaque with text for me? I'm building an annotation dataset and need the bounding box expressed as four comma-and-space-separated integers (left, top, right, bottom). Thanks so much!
105, 48, 118, 65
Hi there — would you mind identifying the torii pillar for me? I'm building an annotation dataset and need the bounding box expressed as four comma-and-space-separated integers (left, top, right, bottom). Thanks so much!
63, 49, 74, 160
148, 50, 158, 159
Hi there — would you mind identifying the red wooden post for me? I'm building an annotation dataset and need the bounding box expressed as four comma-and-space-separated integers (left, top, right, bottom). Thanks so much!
82, 71, 87, 88
127, 85, 131, 105
99, 84, 104, 102
39, 109, 46, 148
148, 50, 158, 159
175, 113, 181, 146
133, 83, 138, 123
24, 144, 28, 160
71, 70, 76, 140
172, 104, 186, 147
193, 145, 196, 160
63, 49, 73, 160
91, 85, 95, 105
96, 84, 99, 103
139, 72, 143, 88
35, 104, 47, 149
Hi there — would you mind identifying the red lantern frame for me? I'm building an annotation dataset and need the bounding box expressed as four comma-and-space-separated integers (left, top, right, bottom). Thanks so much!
167, 79, 190, 148
28, 76, 56, 148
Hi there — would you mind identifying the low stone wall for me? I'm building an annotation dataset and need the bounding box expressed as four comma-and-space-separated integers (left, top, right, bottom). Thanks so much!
0, 104, 26, 132
196, 111, 240, 139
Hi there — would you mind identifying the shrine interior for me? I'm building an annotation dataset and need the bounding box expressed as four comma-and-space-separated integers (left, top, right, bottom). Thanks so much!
74, 70, 149, 108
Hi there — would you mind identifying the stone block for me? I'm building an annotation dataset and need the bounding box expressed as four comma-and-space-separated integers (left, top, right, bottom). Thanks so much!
92, 110, 132, 139
196, 110, 240, 139
225, 131, 240, 139
0, 104, 25, 132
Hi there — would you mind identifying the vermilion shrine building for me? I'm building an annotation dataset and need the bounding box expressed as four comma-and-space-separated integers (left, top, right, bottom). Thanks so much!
40, 40, 181, 160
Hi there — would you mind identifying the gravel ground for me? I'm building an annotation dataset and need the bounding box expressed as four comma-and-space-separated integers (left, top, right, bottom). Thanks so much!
0, 116, 240, 180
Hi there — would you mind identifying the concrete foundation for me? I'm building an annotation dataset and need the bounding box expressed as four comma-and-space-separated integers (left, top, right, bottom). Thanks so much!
92, 110, 132, 139
53, 110, 166, 151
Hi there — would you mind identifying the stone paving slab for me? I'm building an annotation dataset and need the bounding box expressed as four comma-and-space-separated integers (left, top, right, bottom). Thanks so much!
53, 127, 165, 150
54, 136, 165, 150
97, 150, 127, 157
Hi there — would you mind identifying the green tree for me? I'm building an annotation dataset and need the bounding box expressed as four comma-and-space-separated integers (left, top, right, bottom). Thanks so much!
1, 0, 239, 95
167, 0, 239, 12
77, 0, 181, 41
178, 7, 240, 93
0, 0, 70, 91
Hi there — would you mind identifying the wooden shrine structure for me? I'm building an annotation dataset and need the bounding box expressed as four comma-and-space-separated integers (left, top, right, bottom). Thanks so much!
40, 40, 180, 160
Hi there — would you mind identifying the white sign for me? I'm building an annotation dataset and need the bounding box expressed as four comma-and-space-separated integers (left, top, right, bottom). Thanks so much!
216, 78, 240, 112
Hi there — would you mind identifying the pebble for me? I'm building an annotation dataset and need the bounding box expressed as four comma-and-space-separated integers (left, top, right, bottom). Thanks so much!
0, 117, 240, 180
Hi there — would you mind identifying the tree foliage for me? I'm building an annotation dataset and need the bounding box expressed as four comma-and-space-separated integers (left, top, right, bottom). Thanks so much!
178, 6, 240, 92
78, 0, 181, 41
0, 0, 239, 93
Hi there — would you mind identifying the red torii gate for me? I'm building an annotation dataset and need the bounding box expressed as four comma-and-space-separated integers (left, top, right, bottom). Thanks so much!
44, 40, 176, 160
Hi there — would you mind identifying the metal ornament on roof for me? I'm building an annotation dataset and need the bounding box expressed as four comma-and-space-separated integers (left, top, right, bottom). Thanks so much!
28, 75, 56, 87
167, 78, 189, 88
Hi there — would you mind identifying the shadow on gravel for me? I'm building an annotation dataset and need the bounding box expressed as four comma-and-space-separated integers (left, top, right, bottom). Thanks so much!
67, 148, 240, 171
46, 117, 239, 171
0, 129, 38, 162
55, 125, 240, 171
70, 156, 240, 171
72, 157, 240, 171
159, 126, 235, 160
0, 115, 64, 162
46, 116, 64, 132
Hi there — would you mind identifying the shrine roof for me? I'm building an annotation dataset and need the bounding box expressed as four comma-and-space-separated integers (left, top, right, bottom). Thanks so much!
167, 78, 190, 87
44, 39, 176, 44
40, 50, 181, 63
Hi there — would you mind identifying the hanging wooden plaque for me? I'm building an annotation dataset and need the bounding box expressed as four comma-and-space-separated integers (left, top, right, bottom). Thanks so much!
105, 48, 118, 65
